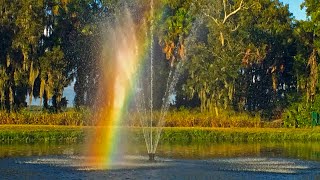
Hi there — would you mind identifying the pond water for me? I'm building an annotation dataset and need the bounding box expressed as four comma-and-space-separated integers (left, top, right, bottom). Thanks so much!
1, 141, 320, 161
2, 142, 320, 179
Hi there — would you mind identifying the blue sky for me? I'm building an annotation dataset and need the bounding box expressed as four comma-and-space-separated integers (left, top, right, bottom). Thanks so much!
281, 0, 306, 20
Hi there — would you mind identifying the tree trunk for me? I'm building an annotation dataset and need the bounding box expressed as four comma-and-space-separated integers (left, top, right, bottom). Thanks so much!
308, 49, 318, 103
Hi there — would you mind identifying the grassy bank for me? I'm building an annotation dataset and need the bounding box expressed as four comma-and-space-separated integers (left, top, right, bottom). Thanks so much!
1, 125, 320, 144
158, 127, 320, 143
0, 125, 85, 143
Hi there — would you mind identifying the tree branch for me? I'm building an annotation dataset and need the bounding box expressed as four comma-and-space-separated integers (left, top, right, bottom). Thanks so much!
203, 12, 219, 25
231, 24, 240, 32
223, 0, 227, 20
223, 0, 244, 24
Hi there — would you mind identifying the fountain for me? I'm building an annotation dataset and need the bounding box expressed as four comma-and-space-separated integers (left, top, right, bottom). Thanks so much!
134, 0, 186, 161
87, 0, 192, 168
132, 0, 201, 161
148, 153, 155, 161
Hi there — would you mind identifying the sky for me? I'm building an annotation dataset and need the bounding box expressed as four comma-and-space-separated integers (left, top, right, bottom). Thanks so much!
281, 0, 306, 20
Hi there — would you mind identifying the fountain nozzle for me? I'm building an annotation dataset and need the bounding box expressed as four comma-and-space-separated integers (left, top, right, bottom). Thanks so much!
148, 153, 155, 161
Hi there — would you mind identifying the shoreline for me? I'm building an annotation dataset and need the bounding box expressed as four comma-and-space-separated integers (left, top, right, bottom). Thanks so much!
1, 125, 320, 144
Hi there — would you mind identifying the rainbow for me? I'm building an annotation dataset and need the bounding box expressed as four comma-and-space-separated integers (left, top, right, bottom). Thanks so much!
86, 8, 153, 169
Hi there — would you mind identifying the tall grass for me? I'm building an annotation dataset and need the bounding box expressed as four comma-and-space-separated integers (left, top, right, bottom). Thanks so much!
0, 109, 91, 126
128, 109, 282, 128
0, 108, 283, 128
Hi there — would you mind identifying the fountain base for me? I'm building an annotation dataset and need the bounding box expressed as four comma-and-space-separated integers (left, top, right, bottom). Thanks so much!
148, 153, 155, 161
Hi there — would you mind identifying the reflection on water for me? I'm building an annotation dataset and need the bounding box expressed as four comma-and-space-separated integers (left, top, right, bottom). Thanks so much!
1, 142, 320, 161
0, 143, 84, 158
154, 142, 320, 161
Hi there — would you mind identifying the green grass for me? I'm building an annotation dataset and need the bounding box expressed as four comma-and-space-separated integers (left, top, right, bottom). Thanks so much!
0, 125, 86, 143
1, 125, 320, 144
157, 127, 320, 143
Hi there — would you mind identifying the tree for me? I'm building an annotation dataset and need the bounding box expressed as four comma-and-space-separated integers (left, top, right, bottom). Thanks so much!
0, 0, 45, 111
233, 0, 295, 119
173, 0, 295, 119
180, 0, 245, 115
284, 0, 320, 127
39, 46, 66, 112
297, 0, 320, 103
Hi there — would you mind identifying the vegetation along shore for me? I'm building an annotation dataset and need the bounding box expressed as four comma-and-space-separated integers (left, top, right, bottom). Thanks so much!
1, 125, 320, 144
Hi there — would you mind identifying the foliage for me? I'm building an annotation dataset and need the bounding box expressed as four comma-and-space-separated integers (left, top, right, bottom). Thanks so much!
1, 126, 320, 144
0, 0, 319, 127
284, 95, 320, 128
157, 127, 320, 143
0, 109, 91, 126
282, 0, 320, 127
158, 0, 194, 63
0, 0, 107, 111
0, 125, 85, 143
166, 0, 296, 120
127, 108, 283, 128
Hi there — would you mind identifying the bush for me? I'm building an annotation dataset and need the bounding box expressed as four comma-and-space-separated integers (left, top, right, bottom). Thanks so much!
0, 108, 91, 126
127, 108, 266, 128
283, 95, 320, 128
0, 107, 282, 128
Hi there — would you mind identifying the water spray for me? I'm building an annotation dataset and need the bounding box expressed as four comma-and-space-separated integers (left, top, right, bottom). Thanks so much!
149, 0, 155, 161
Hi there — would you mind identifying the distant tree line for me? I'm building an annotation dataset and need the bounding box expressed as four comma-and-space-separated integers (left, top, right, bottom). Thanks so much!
0, 0, 319, 124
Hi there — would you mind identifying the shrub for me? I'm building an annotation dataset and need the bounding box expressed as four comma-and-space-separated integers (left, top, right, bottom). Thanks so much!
0, 109, 91, 126
283, 95, 320, 128
127, 108, 264, 128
